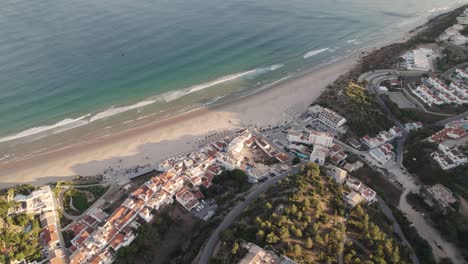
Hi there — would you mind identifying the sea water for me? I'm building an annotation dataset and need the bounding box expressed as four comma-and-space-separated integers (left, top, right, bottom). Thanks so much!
0, 0, 466, 160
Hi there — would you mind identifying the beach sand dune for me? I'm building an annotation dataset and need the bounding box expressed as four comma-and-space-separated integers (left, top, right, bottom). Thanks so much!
0, 57, 356, 188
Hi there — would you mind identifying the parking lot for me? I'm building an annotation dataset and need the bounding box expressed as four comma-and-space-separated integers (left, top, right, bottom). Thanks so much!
388, 92, 416, 109
192, 199, 218, 221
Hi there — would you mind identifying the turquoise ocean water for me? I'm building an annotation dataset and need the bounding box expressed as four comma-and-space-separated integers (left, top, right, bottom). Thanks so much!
0, 0, 466, 160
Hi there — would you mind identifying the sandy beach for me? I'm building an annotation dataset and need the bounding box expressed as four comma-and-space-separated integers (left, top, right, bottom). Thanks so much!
0, 54, 358, 188
1, 0, 461, 189
0, 10, 436, 189
0, 9, 438, 189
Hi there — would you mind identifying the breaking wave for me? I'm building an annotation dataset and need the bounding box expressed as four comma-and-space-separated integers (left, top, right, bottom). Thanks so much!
427, 6, 449, 13
0, 64, 284, 143
0, 114, 91, 143
89, 100, 156, 122
161, 64, 283, 102
303, 48, 329, 58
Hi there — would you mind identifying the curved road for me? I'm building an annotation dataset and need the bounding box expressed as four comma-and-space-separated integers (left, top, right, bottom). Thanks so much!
360, 70, 465, 263
58, 183, 114, 225
197, 167, 300, 264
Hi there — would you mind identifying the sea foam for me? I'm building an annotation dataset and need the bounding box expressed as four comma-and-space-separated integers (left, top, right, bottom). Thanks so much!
0, 64, 284, 143
162, 64, 283, 102
0, 114, 91, 143
428, 7, 449, 13
89, 100, 157, 122
303, 48, 329, 58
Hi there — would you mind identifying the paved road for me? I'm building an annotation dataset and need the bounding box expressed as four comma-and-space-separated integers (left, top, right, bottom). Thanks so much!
441, 62, 468, 81
343, 70, 466, 262
376, 196, 420, 264
363, 70, 466, 263
339, 135, 463, 263
197, 167, 300, 264
435, 111, 468, 126
362, 71, 411, 168
58, 183, 114, 227
399, 85, 452, 117
399, 187, 465, 264
51, 189, 68, 258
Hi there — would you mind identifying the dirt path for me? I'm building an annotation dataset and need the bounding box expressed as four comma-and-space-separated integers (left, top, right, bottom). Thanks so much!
457, 195, 468, 219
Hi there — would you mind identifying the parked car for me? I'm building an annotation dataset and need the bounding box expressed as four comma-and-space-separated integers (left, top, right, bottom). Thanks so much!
434, 241, 443, 250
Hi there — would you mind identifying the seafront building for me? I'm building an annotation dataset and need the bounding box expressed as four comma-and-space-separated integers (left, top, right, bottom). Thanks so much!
66, 130, 236, 263
318, 108, 347, 130
307, 105, 347, 131
9, 185, 54, 215
438, 8, 468, 46
66, 128, 292, 263
8, 186, 67, 264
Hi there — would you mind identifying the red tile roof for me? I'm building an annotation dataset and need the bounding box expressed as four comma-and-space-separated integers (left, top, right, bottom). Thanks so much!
69, 222, 87, 237
194, 191, 205, 200
431, 127, 467, 142
89, 255, 103, 264
110, 233, 125, 250
82, 215, 97, 227
331, 144, 342, 152
43, 224, 58, 245
275, 152, 289, 162
107, 206, 126, 227
70, 250, 86, 264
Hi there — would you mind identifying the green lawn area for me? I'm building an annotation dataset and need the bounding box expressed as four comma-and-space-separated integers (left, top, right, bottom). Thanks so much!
65, 189, 89, 213
63, 185, 109, 215
80, 185, 109, 198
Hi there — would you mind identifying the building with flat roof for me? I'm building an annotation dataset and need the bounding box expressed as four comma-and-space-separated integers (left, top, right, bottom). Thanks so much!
10, 185, 54, 215
318, 108, 347, 130
308, 130, 334, 147
345, 178, 362, 191
238, 243, 297, 264
347, 138, 361, 149
427, 184, 457, 208
360, 186, 376, 203
309, 146, 328, 166
330, 167, 347, 184
346, 191, 364, 208
401, 48, 436, 71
